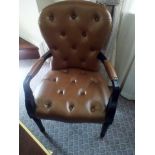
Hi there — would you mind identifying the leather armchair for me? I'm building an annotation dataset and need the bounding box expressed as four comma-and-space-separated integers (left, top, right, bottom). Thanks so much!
23, 0, 120, 138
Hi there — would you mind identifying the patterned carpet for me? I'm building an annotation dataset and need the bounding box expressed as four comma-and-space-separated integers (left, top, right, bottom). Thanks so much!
19, 59, 135, 155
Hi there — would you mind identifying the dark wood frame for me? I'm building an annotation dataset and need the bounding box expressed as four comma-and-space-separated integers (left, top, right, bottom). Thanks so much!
23, 51, 120, 138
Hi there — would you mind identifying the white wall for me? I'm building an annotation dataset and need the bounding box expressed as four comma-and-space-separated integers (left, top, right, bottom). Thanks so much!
19, 0, 43, 47
19, 0, 97, 55
36, 0, 96, 12
36, 0, 59, 12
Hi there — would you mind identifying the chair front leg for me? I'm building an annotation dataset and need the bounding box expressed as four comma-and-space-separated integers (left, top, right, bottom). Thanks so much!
100, 122, 111, 138
100, 79, 120, 138
32, 118, 45, 133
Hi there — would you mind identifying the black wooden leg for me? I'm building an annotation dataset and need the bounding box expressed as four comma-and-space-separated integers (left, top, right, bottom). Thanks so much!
100, 122, 111, 138
32, 118, 45, 133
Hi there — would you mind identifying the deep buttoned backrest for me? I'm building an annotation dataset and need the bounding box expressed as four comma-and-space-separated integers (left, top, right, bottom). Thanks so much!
39, 1, 112, 71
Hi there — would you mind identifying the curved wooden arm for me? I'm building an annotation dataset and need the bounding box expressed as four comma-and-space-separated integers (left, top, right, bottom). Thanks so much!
97, 52, 118, 80
27, 58, 45, 78
98, 52, 120, 124
103, 60, 118, 80
23, 51, 52, 118
26, 51, 52, 81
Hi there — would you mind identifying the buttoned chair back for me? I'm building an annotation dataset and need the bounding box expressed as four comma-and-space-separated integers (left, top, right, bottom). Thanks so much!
39, 1, 112, 71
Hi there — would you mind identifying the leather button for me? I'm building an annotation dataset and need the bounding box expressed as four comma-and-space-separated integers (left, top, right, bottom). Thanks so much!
91, 105, 96, 112
90, 47, 95, 52
69, 104, 74, 112
60, 31, 66, 37
72, 44, 77, 50
80, 58, 86, 63
78, 89, 86, 96
63, 58, 68, 67
53, 77, 59, 82
52, 45, 58, 51
63, 58, 68, 61
81, 31, 87, 37
66, 101, 75, 112
70, 11, 77, 20
49, 14, 54, 21
94, 14, 100, 22
44, 101, 52, 109
81, 60, 86, 67
57, 89, 65, 95
71, 79, 77, 84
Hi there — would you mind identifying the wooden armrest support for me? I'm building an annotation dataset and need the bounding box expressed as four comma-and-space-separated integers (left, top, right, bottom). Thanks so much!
26, 51, 52, 80
103, 60, 118, 80
27, 58, 45, 78
98, 52, 120, 124
23, 51, 52, 118
97, 52, 118, 80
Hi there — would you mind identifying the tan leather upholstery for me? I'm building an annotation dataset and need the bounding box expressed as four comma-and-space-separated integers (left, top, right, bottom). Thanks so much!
39, 1, 112, 71
33, 1, 113, 123
34, 69, 110, 122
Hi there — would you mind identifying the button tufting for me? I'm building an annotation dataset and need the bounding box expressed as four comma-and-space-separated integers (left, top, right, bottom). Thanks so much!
80, 58, 86, 63
90, 47, 95, 52
66, 101, 75, 112
81, 59, 86, 67
60, 31, 66, 37
63, 57, 68, 62
69, 104, 74, 111
72, 44, 77, 50
44, 101, 52, 109
81, 31, 87, 37
71, 79, 77, 84
94, 14, 100, 22
70, 11, 77, 20
91, 105, 96, 112
57, 89, 65, 95
52, 45, 58, 51
78, 88, 87, 96
49, 14, 54, 21
53, 77, 59, 82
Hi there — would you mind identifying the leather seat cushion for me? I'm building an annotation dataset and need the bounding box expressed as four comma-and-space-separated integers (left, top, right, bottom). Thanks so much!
34, 68, 111, 123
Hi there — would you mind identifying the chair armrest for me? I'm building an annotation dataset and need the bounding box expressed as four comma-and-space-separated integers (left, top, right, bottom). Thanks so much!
26, 51, 52, 80
103, 60, 118, 80
97, 52, 118, 81
23, 51, 52, 118
98, 52, 120, 124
